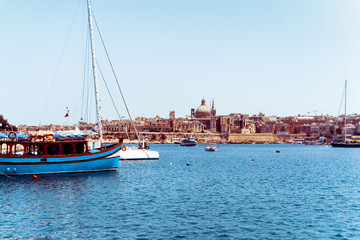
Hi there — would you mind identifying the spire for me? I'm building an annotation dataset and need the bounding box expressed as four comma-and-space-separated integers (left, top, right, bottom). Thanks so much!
211, 98, 216, 117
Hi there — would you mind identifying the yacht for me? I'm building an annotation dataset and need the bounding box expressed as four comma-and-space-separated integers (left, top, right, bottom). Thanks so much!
180, 137, 197, 146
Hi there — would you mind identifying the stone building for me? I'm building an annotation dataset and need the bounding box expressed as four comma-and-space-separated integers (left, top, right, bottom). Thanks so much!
215, 114, 248, 133
190, 98, 217, 132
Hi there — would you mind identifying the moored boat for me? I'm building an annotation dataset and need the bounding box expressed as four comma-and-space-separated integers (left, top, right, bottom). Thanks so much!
205, 143, 218, 152
0, 132, 122, 175
0, 0, 124, 175
119, 145, 159, 160
180, 137, 197, 146
331, 80, 360, 148
118, 140, 159, 160
171, 138, 181, 144
331, 140, 360, 148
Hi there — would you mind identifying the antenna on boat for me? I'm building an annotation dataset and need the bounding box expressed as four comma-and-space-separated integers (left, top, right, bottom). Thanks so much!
87, 0, 103, 144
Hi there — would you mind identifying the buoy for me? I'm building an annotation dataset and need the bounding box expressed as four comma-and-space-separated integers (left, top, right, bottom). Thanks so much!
170, 162, 172, 165
251, 159, 255, 161
275, 150, 280, 153
32, 174, 38, 180
8, 131, 17, 140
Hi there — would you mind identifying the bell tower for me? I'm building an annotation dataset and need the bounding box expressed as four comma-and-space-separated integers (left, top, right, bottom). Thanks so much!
211, 99, 216, 117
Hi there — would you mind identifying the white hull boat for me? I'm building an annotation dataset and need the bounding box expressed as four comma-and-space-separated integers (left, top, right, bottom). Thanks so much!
119, 145, 159, 160
205, 144, 219, 152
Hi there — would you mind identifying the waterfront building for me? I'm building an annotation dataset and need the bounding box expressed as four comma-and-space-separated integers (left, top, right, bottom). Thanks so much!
11, 100, 360, 143
190, 98, 217, 132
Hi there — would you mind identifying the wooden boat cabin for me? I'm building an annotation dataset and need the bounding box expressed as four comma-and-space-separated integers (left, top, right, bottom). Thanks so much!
0, 132, 89, 157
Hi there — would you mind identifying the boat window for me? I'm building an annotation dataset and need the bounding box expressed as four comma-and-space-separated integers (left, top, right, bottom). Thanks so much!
0, 143, 10, 155
75, 143, 85, 154
47, 144, 60, 155
12, 144, 24, 156
28, 145, 36, 155
28, 144, 44, 156
61, 144, 73, 155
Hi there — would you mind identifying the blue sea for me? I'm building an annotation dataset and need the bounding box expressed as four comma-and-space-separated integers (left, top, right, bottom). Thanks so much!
1, 144, 360, 239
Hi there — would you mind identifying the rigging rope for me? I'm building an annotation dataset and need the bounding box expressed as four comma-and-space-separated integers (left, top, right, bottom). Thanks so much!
93, 13, 141, 142
96, 60, 130, 140
81, 27, 90, 121
39, 0, 82, 126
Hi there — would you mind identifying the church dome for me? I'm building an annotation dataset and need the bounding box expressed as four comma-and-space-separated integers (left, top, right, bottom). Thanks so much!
195, 98, 211, 118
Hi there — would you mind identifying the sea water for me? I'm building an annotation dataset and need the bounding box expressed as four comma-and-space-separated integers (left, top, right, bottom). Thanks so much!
1, 144, 360, 239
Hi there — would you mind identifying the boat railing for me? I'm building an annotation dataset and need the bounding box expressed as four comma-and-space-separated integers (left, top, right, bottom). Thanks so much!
0, 140, 90, 157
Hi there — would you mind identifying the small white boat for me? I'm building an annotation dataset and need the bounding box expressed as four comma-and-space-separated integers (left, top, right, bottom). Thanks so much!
119, 145, 159, 160
118, 140, 159, 160
171, 138, 181, 144
205, 143, 219, 152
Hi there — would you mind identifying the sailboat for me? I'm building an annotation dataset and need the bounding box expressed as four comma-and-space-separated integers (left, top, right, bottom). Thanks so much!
331, 80, 360, 148
119, 141, 159, 160
0, 0, 123, 175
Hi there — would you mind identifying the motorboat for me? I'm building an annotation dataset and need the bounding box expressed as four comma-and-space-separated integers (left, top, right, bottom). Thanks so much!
171, 138, 181, 144
331, 140, 360, 148
180, 137, 197, 146
205, 143, 218, 152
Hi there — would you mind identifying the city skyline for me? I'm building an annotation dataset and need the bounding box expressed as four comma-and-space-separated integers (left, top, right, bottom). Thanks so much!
2, 0, 360, 126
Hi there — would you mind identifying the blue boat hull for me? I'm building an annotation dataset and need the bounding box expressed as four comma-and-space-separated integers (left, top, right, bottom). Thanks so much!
0, 143, 122, 175
0, 157, 118, 175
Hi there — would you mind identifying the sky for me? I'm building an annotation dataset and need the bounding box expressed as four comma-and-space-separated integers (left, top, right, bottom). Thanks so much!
1, 0, 360, 126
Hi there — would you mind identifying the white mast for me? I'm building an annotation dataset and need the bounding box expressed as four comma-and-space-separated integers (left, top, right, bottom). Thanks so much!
344, 79, 347, 142
87, 0, 103, 144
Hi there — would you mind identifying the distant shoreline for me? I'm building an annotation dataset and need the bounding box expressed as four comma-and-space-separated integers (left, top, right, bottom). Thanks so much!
105, 132, 326, 145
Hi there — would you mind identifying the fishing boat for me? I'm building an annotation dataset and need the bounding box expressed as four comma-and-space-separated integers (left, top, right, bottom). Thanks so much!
180, 137, 197, 146
0, 133, 122, 175
0, 0, 123, 175
331, 80, 360, 148
205, 143, 218, 152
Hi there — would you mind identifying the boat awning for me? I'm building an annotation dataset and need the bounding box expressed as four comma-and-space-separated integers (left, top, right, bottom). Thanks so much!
17, 133, 26, 139
0, 133, 7, 138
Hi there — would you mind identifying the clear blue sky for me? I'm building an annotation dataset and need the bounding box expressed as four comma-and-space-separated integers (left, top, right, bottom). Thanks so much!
1, 0, 360, 126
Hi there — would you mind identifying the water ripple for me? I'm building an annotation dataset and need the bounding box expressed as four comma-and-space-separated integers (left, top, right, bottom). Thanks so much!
1, 145, 360, 239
